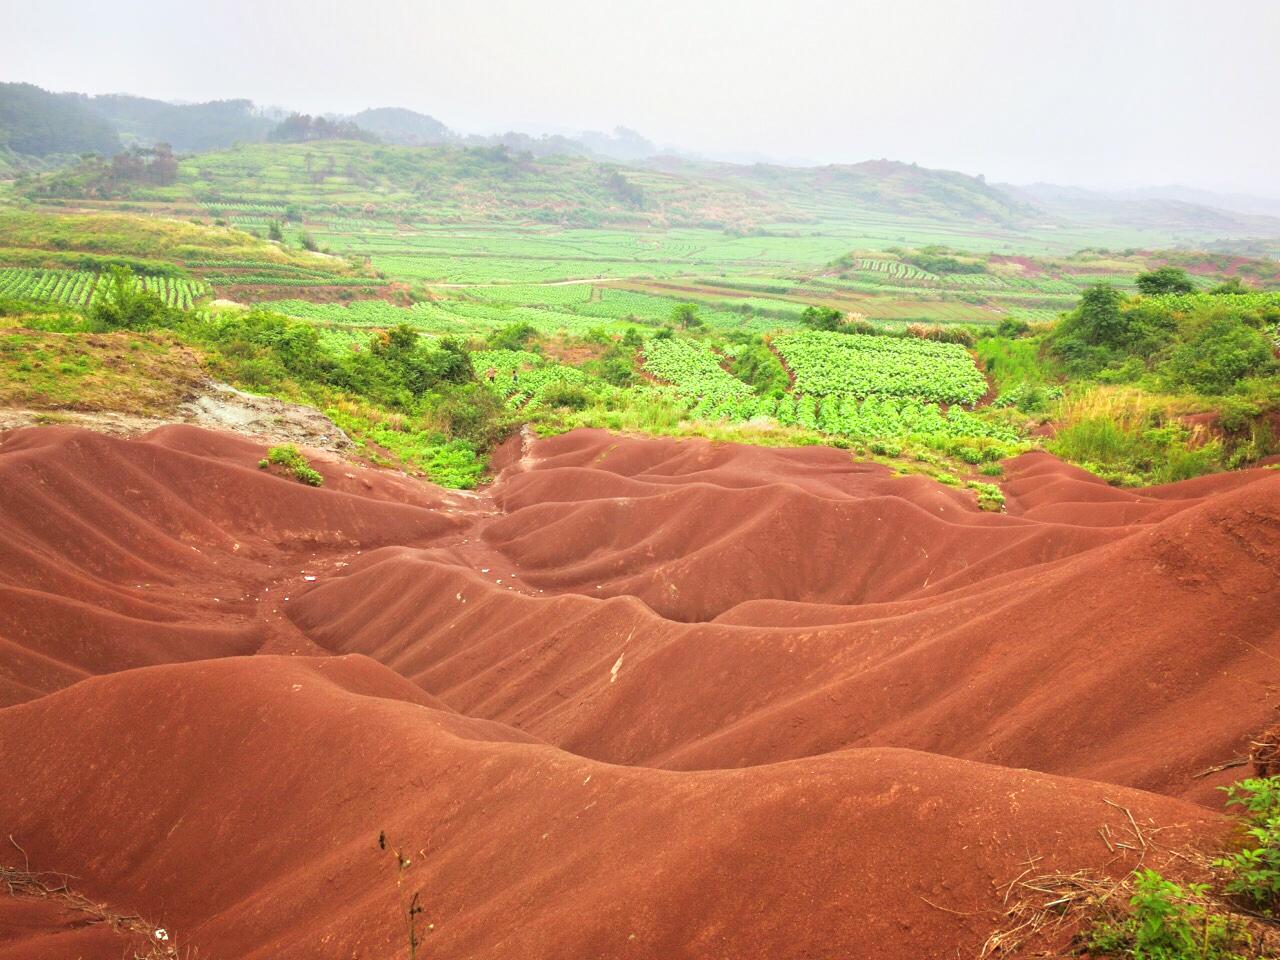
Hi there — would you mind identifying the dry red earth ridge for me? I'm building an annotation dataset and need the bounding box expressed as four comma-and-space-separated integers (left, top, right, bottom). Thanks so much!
0, 424, 1277, 958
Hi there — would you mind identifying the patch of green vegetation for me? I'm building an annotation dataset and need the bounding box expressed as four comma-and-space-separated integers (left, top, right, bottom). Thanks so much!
1048, 285, 1279, 392
0, 208, 337, 269
0, 322, 201, 414
966, 480, 1005, 511
1050, 413, 1220, 486
1215, 777, 1280, 913
1086, 869, 1252, 960
725, 334, 789, 395
976, 334, 1054, 390
258, 444, 323, 486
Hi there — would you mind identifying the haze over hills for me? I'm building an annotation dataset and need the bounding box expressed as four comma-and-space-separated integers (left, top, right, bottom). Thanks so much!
5, 80, 1280, 246
1114, 184, 1280, 220
0, 81, 664, 164
1002, 181, 1280, 235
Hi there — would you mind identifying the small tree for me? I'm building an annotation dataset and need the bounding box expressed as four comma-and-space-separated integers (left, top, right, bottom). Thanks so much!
671, 302, 703, 330
1211, 277, 1253, 296
1135, 266, 1195, 296
1073, 282, 1127, 345
90, 267, 169, 330
801, 306, 844, 331
268, 219, 284, 242
487, 322, 537, 351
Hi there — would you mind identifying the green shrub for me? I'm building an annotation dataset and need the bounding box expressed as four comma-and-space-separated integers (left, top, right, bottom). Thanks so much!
968, 481, 1004, 511
536, 382, 591, 410
869, 439, 902, 457
258, 444, 324, 486
1086, 869, 1249, 959
1215, 777, 1280, 912
1136, 266, 1196, 296
728, 339, 789, 394
996, 317, 1032, 338
90, 266, 171, 330
800, 305, 844, 331
1160, 312, 1276, 395
424, 440, 485, 488
486, 322, 538, 351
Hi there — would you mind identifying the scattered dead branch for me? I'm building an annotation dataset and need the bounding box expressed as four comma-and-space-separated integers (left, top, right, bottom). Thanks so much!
1193, 757, 1251, 779
1251, 726, 1280, 777
983, 803, 1180, 957
982, 869, 1127, 957
2, 836, 184, 960
918, 893, 975, 917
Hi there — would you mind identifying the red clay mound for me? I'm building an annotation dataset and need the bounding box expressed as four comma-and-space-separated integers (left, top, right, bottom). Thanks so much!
0, 655, 1218, 960
0, 426, 466, 705
2, 424, 1278, 957
288, 431, 1280, 802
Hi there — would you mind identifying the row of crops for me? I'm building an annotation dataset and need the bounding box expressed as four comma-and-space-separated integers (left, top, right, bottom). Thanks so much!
636, 331, 1012, 450
686, 392, 1016, 445
641, 339, 754, 401
839, 260, 1162, 297
201, 202, 289, 215
470, 349, 597, 408
270, 295, 691, 339
0, 268, 207, 310
771, 331, 988, 404
472, 343, 1013, 452
853, 258, 937, 281
203, 275, 388, 288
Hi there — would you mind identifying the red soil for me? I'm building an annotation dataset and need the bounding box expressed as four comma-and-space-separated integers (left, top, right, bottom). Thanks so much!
1, 425, 1277, 958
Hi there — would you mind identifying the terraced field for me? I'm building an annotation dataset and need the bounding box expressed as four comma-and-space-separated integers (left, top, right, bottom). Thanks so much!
0, 267, 207, 309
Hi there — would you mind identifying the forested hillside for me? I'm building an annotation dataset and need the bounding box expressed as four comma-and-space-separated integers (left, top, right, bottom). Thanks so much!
0, 82, 120, 156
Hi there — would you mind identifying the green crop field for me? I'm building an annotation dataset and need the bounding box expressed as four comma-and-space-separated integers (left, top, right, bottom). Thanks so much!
772, 331, 989, 405
7, 132, 1276, 490
0, 267, 207, 309
642, 339, 754, 400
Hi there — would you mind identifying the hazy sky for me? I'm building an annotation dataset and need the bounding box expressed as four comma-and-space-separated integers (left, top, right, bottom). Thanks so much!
5, 0, 1277, 194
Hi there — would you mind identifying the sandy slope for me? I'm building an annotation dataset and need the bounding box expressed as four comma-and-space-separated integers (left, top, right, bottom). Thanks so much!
1, 424, 1277, 958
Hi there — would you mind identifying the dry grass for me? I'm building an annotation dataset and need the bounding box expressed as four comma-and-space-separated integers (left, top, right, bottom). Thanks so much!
1052, 383, 1220, 434
0, 328, 204, 416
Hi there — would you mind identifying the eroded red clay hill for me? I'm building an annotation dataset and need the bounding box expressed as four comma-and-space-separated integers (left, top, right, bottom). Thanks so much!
1, 425, 1277, 958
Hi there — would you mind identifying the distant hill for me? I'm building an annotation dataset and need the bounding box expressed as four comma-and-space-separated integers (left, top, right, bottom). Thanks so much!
650, 157, 1037, 225
1114, 184, 1280, 220
4, 78, 1278, 245
579, 127, 661, 162
0, 82, 668, 166
349, 107, 450, 146
75, 94, 273, 152
0, 82, 120, 157
1002, 181, 1280, 237
21, 140, 1046, 230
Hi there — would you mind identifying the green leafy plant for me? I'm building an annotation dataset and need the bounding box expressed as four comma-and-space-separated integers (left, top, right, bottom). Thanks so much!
1215, 777, 1280, 912
258, 444, 324, 486
1086, 869, 1249, 959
